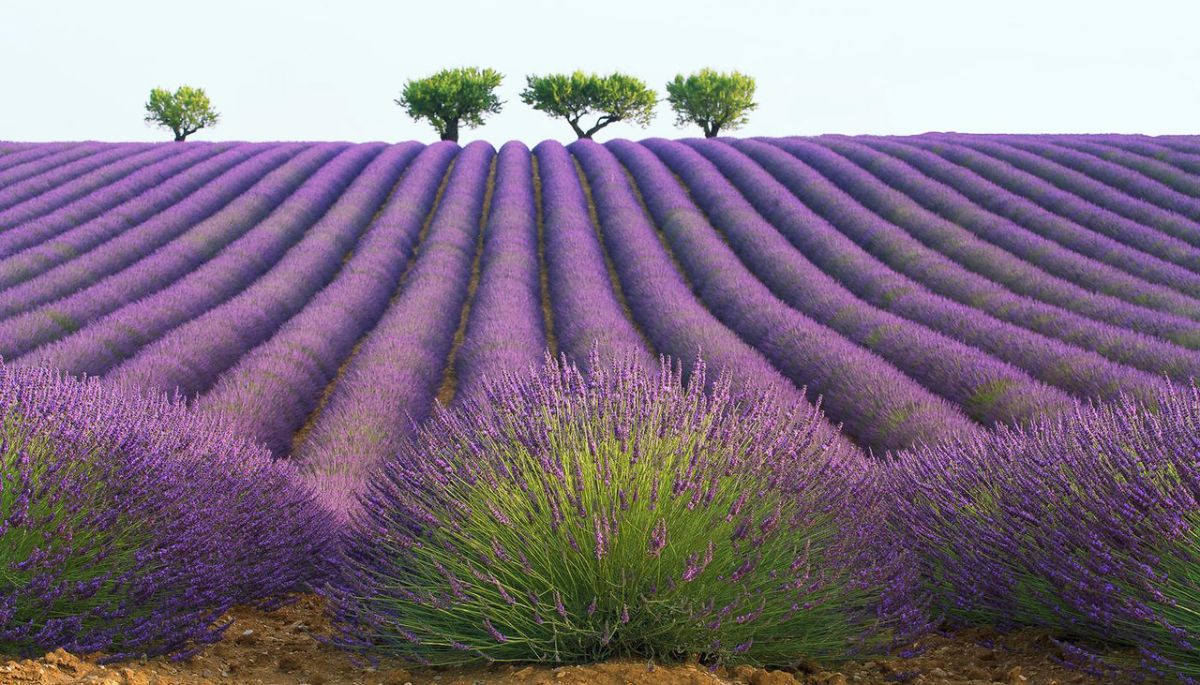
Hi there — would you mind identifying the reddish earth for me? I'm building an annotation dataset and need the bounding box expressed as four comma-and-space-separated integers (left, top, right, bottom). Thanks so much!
0, 596, 1158, 685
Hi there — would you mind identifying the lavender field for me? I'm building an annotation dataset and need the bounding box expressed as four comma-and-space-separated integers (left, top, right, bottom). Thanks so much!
3, 134, 1200, 496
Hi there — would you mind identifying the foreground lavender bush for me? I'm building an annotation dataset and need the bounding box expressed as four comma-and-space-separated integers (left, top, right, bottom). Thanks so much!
327, 353, 918, 667
888, 384, 1200, 681
0, 364, 336, 659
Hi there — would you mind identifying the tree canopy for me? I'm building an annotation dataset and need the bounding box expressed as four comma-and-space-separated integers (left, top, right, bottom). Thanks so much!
665, 69, 757, 138
144, 86, 220, 142
520, 71, 657, 139
396, 67, 504, 142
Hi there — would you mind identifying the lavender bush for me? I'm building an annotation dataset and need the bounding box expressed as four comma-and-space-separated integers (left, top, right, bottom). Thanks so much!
327, 353, 917, 667
887, 383, 1200, 681
0, 364, 336, 659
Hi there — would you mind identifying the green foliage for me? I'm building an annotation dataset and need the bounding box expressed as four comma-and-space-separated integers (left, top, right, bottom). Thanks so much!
665, 69, 757, 138
396, 67, 504, 142
521, 71, 657, 139
143, 85, 220, 142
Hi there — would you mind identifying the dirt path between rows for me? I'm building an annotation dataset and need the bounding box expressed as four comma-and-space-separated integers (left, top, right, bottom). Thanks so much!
0, 596, 1152, 685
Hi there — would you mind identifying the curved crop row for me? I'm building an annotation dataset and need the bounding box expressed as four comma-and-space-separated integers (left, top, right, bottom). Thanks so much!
20, 144, 382, 376
827, 137, 1200, 313
0, 142, 76, 173
0, 144, 150, 213
198, 142, 458, 457
1049, 136, 1200, 201
605, 139, 980, 452
0, 143, 110, 198
532, 141, 655, 370
0, 143, 232, 256
0, 143, 194, 231
567, 140, 848, 452
0, 145, 298, 311
0, 144, 335, 359
1091, 136, 1200, 176
646, 138, 1074, 426
691, 139, 1170, 401
294, 141, 494, 516
731, 139, 1200, 379
927, 136, 1200, 262
106, 143, 421, 396
451, 142, 546, 403
773, 139, 1200, 353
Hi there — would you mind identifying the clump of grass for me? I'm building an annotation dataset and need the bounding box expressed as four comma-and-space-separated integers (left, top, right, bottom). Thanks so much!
326, 352, 918, 667
0, 364, 336, 659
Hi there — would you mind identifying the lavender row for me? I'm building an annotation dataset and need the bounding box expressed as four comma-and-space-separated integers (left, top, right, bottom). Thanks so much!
532, 142, 655, 370
565, 140, 849, 454
605, 139, 980, 452
693, 139, 1170, 402
826, 137, 1200, 315
647, 138, 1076, 426
0, 143, 193, 230
0, 143, 79, 173
0, 144, 151, 212
1049, 135, 1200, 201
1010, 135, 1200, 220
0, 144, 297, 313
0, 143, 108, 193
0, 143, 232, 257
295, 141, 494, 516
1077, 135, 1200, 177
0, 144, 341, 361
730, 139, 1200, 379
106, 143, 420, 396
198, 143, 457, 457
925, 136, 1200, 264
20, 144, 381, 376
775, 139, 1200, 352
451, 142, 547, 404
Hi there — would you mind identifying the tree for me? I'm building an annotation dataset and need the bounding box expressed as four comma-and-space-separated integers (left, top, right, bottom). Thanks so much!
520, 71, 657, 139
396, 67, 504, 142
144, 86, 220, 141
665, 69, 757, 138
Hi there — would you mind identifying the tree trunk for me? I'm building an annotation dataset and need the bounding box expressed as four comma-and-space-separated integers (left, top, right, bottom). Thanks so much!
441, 119, 459, 142
174, 131, 187, 142
704, 124, 719, 138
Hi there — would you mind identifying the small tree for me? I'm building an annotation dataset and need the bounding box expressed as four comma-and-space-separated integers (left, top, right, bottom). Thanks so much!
396, 67, 504, 142
521, 71, 657, 139
144, 86, 220, 142
666, 69, 757, 138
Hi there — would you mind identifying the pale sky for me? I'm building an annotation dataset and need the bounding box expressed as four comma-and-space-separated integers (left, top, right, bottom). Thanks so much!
0, 0, 1197, 143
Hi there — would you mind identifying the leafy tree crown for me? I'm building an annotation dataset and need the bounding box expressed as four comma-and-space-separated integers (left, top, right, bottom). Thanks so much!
520, 71, 657, 139
665, 69, 757, 137
396, 67, 504, 140
143, 86, 220, 141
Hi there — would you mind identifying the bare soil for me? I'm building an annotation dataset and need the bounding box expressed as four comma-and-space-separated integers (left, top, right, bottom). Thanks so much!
0, 596, 1156, 685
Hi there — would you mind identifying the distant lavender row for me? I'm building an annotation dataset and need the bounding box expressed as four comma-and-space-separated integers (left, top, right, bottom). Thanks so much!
922, 136, 1200, 268
106, 143, 419, 396
1083, 136, 1200, 178
0, 143, 193, 231
645, 138, 1075, 426
761, 139, 1200, 365
1048, 136, 1200, 205
0, 143, 232, 257
199, 142, 456, 457
825, 138, 1200, 314
0, 143, 108, 195
0, 145, 299, 316
20, 144, 380, 376
606, 139, 980, 452
567, 140, 847, 451
0, 144, 151, 212
692, 139, 1170, 402
532, 141, 655, 371
295, 141, 493, 516
451, 141, 546, 403
0, 143, 75, 172
0, 144, 331, 358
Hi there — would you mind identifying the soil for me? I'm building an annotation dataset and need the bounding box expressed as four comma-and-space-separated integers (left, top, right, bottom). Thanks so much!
0, 596, 1159, 685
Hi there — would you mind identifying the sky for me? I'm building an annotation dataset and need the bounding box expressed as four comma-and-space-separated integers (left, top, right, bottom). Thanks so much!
0, 0, 1197, 143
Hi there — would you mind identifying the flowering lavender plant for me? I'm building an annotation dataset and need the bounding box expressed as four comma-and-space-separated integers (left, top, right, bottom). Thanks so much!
326, 352, 915, 667
888, 383, 1200, 681
0, 364, 336, 659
